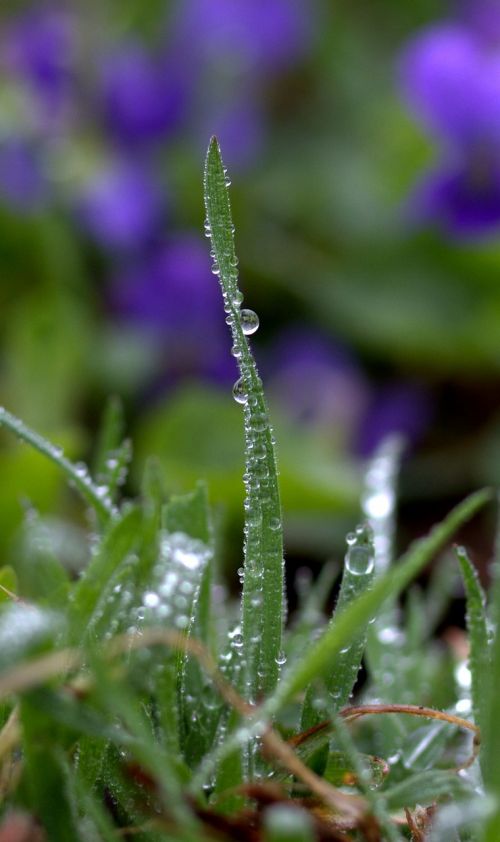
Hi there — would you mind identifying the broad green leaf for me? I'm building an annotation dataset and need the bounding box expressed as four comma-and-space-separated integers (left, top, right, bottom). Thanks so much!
456, 546, 489, 732
204, 137, 284, 702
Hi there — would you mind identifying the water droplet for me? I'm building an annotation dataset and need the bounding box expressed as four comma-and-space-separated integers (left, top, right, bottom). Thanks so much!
275, 650, 287, 666
269, 517, 281, 532
144, 592, 160, 608
232, 377, 248, 404
345, 546, 374, 576
240, 309, 259, 335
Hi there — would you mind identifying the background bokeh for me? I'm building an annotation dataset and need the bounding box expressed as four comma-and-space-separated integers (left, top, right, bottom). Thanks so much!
0, 0, 498, 578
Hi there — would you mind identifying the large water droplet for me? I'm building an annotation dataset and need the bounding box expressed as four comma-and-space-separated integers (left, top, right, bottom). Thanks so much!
344, 523, 375, 576
240, 309, 259, 335
232, 377, 248, 404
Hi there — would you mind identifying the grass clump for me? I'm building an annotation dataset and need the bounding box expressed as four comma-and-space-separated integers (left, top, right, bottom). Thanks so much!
0, 138, 496, 840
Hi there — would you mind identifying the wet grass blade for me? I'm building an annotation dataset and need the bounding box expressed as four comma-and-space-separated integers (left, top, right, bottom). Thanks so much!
69, 505, 142, 641
265, 489, 490, 717
382, 768, 471, 812
192, 490, 491, 791
162, 484, 216, 766
456, 546, 489, 732
204, 137, 284, 701
479, 494, 500, 841
0, 406, 115, 523
301, 524, 375, 732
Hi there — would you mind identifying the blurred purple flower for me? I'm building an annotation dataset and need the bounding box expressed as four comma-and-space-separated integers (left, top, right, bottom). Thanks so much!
110, 234, 236, 383
266, 329, 369, 432
4, 6, 75, 120
203, 94, 264, 169
100, 43, 186, 146
356, 382, 431, 458
78, 161, 164, 250
399, 11, 500, 235
173, 0, 313, 74
0, 139, 46, 212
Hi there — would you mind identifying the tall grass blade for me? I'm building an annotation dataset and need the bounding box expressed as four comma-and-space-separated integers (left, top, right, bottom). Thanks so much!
204, 136, 284, 701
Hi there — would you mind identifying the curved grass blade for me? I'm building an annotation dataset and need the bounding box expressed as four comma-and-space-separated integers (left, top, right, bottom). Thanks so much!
301, 524, 375, 732
266, 489, 490, 717
191, 489, 490, 791
0, 406, 115, 523
456, 546, 489, 732
204, 137, 284, 701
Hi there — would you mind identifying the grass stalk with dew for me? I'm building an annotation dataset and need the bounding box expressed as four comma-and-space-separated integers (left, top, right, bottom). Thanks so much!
0, 136, 496, 841
204, 137, 284, 704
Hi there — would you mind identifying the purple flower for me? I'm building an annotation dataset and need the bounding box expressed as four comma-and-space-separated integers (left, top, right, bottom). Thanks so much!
78, 161, 164, 250
4, 6, 75, 121
202, 94, 264, 169
399, 12, 500, 235
266, 329, 369, 433
110, 234, 236, 383
0, 138, 46, 212
100, 43, 186, 146
356, 382, 431, 458
172, 0, 313, 75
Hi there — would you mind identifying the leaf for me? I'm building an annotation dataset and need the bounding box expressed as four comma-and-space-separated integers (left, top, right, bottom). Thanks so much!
0, 566, 18, 604
204, 136, 284, 702
192, 489, 490, 792
323, 750, 388, 788
265, 490, 490, 718
69, 505, 142, 641
162, 484, 216, 766
456, 546, 489, 732
382, 769, 472, 811
301, 523, 375, 733
0, 406, 115, 523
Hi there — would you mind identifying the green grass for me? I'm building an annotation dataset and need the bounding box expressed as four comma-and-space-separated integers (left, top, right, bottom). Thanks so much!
0, 138, 496, 840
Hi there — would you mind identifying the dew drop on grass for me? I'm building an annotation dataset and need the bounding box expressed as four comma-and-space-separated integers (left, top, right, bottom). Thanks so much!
232, 377, 248, 404
240, 308, 259, 335
344, 523, 375, 576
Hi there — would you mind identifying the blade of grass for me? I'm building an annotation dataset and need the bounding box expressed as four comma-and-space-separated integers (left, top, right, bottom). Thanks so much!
456, 546, 489, 733
204, 136, 284, 702
192, 489, 490, 790
478, 493, 500, 841
266, 489, 490, 717
0, 406, 115, 523
92, 394, 125, 479
301, 524, 375, 732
